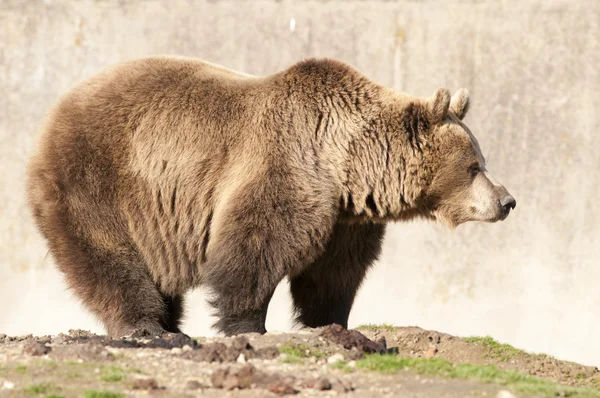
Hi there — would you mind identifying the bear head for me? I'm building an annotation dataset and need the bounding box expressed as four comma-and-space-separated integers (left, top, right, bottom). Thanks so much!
416, 88, 516, 228
342, 86, 516, 229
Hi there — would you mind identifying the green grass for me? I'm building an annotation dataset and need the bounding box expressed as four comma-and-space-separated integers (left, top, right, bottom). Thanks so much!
15, 365, 27, 373
464, 336, 527, 361
356, 354, 600, 397
282, 356, 303, 364
67, 371, 82, 379
100, 366, 124, 382
357, 323, 396, 332
45, 395, 65, 398
330, 360, 354, 373
24, 382, 55, 395
43, 361, 59, 370
279, 343, 326, 359
83, 392, 124, 398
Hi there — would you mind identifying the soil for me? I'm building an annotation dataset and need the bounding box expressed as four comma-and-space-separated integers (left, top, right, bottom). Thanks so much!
0, 325, 597, 398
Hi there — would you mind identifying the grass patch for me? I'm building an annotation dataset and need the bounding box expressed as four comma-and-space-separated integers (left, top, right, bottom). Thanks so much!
45, 395, 65, 398
84, 392, 124, 398
67, 371, 82, 379
100, 366, 124, 382
43, 361, 59, 370
282, 356, 303, 364
357, 354, 600, 397
24, 382, 55, 395
330, 360, 354, 373
464, 336, 527, 361
279, 343, 326, 359
15, 365, 27, 373
125, 366, 145, 374
357, 323, 396, 332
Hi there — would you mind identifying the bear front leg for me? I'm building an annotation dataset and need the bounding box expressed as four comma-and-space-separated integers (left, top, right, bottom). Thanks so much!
203, 232, 287, 336
202, 177, 338, 336
290, 222, 386, 329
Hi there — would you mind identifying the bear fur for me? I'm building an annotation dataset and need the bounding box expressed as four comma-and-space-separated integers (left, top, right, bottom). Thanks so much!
26, 56, 515, 337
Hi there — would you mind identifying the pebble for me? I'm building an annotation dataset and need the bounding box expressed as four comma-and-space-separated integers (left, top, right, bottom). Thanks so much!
186, 380, 203, 390
170, 347, 182, 354
496, 391, 516, 398
2, 381, 15, 390
182, 344, 193, 352
23, 342, 51, 356
105, 346, 121, 355
237, 353, 247, 363
424, 346, 438, 359
51, 335, 66, 345
327, 353, 345, 364
132, 378, 159, 390
347, 360, 356, 368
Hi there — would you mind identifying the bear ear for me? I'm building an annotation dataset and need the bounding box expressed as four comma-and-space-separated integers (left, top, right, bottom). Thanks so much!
428, 88, 451, 125
450, 88, 470, 120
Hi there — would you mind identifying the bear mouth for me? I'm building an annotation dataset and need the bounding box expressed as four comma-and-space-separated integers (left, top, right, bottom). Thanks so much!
497, 205, 513, 221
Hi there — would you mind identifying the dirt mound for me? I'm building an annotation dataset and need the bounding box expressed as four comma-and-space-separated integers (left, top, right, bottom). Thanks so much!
357, 325, 600, 388
0, 325, 598, 397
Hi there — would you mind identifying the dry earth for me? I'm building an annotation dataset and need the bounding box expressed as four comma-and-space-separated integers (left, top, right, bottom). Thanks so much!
0, 325, 598, 398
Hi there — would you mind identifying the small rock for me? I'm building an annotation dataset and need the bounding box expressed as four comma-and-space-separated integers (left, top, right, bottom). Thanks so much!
331, 378, 353, 393
182, 344, 193, 352
171, 347, 182, 354
304, 377, 331, 391
424, 346, 438, 359
231, 336, 252, 351
23, 342, 51, 356
327, 353, 345, 364
237, 353, 247, 363
496, 391, 516, 398
2, 381, 15, 390
133, 378, 160, 390
51, 335, 66, 345
17, 334, 33, 342
347, 360, 356, 368
321, 324, 384, 355
268, 381, 298, 395
104, 346, 121, 355
428, 333, 441, 344
185, 380, 203, 390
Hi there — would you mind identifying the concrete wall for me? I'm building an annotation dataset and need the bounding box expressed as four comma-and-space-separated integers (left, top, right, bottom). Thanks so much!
1, 0, 598, 366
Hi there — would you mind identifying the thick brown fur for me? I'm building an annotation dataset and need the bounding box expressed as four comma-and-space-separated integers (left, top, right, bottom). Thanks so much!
26, 56, 514, 337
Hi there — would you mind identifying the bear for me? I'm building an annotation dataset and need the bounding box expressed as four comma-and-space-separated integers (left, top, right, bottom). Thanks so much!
26, 56, 516, 337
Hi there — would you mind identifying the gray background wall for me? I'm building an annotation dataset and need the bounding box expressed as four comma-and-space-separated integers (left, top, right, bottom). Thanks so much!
1, 0, 598, 366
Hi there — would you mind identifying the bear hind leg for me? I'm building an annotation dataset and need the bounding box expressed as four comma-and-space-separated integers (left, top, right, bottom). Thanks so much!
49, 233, 172, 337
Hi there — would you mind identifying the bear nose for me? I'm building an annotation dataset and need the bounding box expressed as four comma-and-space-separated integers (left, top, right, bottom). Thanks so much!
500, 195, 516, 212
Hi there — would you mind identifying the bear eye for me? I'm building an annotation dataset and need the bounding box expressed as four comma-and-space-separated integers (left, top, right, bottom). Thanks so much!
468, 164, 480, 177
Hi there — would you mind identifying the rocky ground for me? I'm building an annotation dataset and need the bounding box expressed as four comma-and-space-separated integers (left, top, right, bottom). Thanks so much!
0, 325, 598, 398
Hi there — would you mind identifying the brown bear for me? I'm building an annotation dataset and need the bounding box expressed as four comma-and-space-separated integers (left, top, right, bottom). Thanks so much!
26, 56, 516, 337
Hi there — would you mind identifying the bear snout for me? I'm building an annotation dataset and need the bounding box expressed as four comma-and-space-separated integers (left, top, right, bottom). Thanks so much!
498, 195, 516, 219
